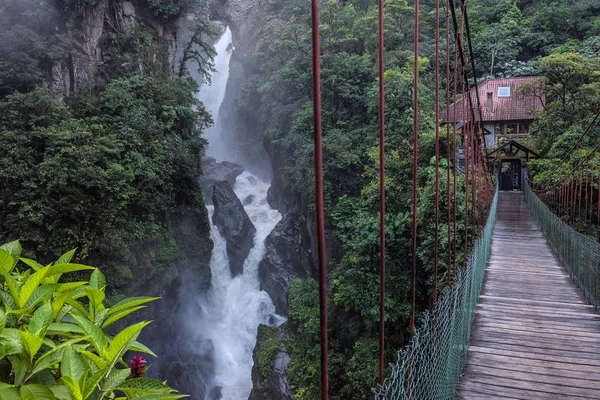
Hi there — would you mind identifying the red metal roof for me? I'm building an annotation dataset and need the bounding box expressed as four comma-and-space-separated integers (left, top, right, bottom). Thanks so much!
441, 76, 545, 123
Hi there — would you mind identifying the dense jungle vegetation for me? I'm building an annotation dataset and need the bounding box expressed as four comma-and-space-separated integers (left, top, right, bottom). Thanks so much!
235, 0, 600, 398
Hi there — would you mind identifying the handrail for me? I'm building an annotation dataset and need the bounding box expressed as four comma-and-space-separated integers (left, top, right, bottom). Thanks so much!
524, 180, 600, 311
373, 187, 498, 399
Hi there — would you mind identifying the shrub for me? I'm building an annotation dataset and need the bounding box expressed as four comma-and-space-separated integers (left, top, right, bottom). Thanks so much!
0, 240, 186, 399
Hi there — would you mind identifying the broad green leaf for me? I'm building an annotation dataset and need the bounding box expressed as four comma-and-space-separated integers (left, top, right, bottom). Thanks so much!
56, 304, 73, 323
106, 297, 159, 318
83, 367, 110, 398
42, 337, 56, 349
134, 395, 188, 400
129, 340, 158, 358
65, 298, 88, 318
0, 342, 22, 358
25, 284, 59, 310
0, 289, 15, 309
29, 348, 63, 377
0, 307, 5, 335
61, 375, 83, 400
105, 321, 151, 364
99, 368, 130, 392
84, 287, 105, 314
115, 377, 172, 392
79, 350, 107, 369
28, 302, 53, 337
0, 248, 15, 274
52, 289, 79, 320
20, 384, 55, 400
61, 347, 88, 384
13, 355, 27, 386
101, 306, 145, 329
71, 314, 108, 355
46, 263, 95, 277
18, 267, 49, 308
57, 282, 87, 293
20, 258, 44, 272
56, 249, 77, 265
33, 336, 87, 370
1, 240, 21, 265
47, 322, 84, 335
48, 384, 72, 400
1, 270, 19, 304
89, 269, 106, 290
20, 331, 43, 361
0, 386, 20, 400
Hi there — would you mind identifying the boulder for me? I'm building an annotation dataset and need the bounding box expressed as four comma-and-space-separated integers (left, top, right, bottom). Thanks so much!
249, 325, 293, 400
259, 211, 315, 315
212, 181, 256, 276
200, 157, 244, 204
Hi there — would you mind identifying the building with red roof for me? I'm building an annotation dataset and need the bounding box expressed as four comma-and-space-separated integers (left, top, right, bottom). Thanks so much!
441, 76, 546, 148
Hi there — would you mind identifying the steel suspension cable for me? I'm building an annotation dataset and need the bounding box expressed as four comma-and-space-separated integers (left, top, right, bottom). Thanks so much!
445, 0, 452, 286
409, 0, 420, 335
377, 0, 386, 384
434, 0, 440, 305
309, 1, 328, 397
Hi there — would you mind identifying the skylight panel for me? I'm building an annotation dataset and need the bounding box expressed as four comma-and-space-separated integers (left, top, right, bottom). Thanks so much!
498, 87, 511, 97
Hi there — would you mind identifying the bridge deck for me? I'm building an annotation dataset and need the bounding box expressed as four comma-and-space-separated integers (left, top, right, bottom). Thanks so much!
456, 191, 600, 400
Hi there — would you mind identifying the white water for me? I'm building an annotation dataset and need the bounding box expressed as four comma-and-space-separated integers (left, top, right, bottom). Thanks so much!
197, 27, 233, 162
192, 28, 284, 399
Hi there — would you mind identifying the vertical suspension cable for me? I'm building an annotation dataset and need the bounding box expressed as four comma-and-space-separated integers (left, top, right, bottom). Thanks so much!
445, 0, 452, 286
377, 0, 386, 384
309, 1, 328, 397
409, 0, 420, 335
433, 0, 440, 305
452, 41, 458, 278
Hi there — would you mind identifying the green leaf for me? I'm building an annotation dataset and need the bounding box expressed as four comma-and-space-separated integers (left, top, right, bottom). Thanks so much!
99, 367, 130, 393
101, 306, 145, 329
71, 314, 108, 355
0, 386, 20, 400
47, 322, 84, 335
79, 350, 107, 370
46, 263, 95, 277
0, 342, 22, 358
28, 302, 53, 337
48, 384, 72, 400
89, 269, 106, 290
0, 249, 14, 274
0, 289, 15, 309
13, 355, 27, 386
25, 284, 59, 310
115, 378, 172, 392
2, 271, 19, 307
20, 384, 55, 400
129, 341, 157, 358
20, 331, 43, 361
84, 287, 105, 314
57, 282, 87, 293
20, 258, 44, 272
18, 267, 49, 309
106, 297, 159, 318
61, 375, 83, 400
29, 348, 63, 377
56, 249, 77, 265
83, 367, 110, 399
134, 395, 188, 400
61, 347, 88, 384
0, 307, 5, 335
105, 321, 151, 364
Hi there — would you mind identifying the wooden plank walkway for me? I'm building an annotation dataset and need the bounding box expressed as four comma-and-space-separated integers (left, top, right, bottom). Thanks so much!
456, 191, 600, 400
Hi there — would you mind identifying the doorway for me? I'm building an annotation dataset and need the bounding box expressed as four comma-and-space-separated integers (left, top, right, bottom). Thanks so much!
500, 160, 522, 191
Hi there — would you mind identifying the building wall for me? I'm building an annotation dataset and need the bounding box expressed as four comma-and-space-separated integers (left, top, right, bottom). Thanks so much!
484, 122, 497, 148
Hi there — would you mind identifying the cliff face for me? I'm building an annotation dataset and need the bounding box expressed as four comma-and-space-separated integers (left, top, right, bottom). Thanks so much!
51, 0, 177, 96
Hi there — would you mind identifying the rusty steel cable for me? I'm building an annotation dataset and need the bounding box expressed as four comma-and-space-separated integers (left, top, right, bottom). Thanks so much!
377, 0, 386, 384
433, 0, 440, 305
409, 0, 420, 335
309, 0, 329, 397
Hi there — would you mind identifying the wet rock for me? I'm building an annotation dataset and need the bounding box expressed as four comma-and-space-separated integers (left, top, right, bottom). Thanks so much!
243, 195, 255, 206
212, 181, 256, 276
200, 157, 244, 204
259, 211, 315, 315
207, 385, 222, 400
249, 325, 293, 400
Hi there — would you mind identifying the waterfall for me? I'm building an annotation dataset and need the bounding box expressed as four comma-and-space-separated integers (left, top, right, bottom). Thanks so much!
196, 27, 233, 162
189, 27, 284, 399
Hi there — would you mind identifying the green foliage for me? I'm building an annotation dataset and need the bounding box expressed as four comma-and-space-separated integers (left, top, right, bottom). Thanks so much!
147, 0, 189, 18
255, 327, 281, 379
0, 75, 211, 297
0, 240, 186, 399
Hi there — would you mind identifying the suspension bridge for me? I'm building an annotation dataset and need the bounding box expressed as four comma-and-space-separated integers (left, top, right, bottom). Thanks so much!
306, 0, 600, 398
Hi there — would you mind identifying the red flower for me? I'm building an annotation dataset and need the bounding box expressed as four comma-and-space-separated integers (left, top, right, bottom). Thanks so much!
129, 354, 146, 378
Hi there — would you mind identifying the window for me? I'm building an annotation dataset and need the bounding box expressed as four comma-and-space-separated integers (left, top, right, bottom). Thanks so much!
497, 87, 511, 97
519, 123, 530, 134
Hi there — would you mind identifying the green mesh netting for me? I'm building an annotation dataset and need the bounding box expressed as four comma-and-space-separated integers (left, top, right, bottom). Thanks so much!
524, 181, 600, 310
373, 189, 498, 399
